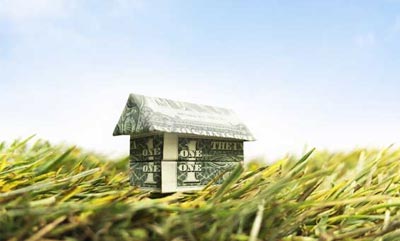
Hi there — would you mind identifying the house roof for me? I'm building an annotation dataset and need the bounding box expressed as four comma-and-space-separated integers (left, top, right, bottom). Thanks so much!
113, 93, 255, 141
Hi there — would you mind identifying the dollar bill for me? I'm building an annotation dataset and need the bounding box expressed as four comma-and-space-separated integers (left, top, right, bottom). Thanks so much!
130, 135, 163, 162
176, 161, 240, 187
114, 93, 255, 141
130, 161, 161, 189
178, 138, 243, 162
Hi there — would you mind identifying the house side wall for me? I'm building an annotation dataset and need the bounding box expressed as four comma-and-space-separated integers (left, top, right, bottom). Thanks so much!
176, 137, 243, 189
129, 135, 163, 191
161, 134, 244, 193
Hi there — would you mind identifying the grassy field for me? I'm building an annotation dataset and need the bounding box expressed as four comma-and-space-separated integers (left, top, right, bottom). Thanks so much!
1, 137, 400, 241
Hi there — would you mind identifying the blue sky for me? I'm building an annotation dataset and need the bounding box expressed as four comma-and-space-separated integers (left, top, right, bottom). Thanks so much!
1, 0, 400, 160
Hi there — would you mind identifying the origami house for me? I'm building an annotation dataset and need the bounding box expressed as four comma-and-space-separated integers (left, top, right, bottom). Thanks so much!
113, 93, 255, 193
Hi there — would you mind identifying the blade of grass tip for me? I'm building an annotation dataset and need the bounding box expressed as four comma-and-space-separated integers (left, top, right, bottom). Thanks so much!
35, 146, 75, 175
290, 148, 315, 174
222, 175, 263, 201
0, 168, 100, 198
212, 164, 243, 202
383, 201, 392, 232
202, 166, 235, 191
297, 180, 323, 202
0, 141, 5, 151
8, 134, 36, 152
249, 199, 265, 241
0, 155, 50, 176
383, 179, 394, 194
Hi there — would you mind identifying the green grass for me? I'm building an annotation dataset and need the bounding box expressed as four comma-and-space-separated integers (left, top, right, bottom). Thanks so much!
2, 137, 400, 241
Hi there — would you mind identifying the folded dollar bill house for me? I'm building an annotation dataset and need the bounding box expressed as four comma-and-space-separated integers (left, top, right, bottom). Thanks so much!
113, 93, 255, 193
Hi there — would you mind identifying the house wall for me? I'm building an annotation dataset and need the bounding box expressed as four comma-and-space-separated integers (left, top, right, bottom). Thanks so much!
162, 134, 244, 192
130, 133, 244, 193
